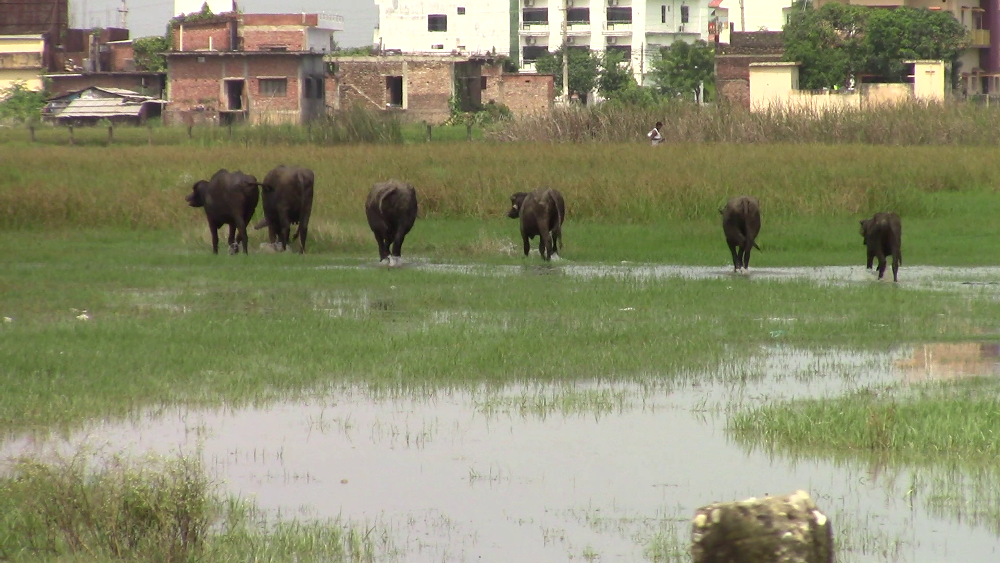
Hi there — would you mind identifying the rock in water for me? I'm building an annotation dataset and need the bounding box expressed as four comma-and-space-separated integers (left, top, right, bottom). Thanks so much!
691, 490, 833, 563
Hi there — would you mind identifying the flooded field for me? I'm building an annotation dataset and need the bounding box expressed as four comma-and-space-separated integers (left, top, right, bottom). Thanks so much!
5, 344, 1000, 563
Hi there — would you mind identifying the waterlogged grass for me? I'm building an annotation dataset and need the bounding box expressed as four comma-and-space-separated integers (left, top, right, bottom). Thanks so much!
0, 451, 375, 563
729, 377, 1000, 466
3, 230, 1000, 433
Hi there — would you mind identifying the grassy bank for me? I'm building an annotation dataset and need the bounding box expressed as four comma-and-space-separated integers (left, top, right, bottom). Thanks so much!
2, 142, 1000, 237
0, 451, 375, 563
3, 229, 1000, 433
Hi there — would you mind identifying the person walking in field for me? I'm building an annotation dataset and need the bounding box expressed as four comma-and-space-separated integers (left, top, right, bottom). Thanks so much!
647, 121, 664, 146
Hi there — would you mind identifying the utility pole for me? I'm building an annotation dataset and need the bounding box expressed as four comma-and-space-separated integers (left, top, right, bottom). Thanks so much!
561, 0, 569, 101
118, 0, 129, 28
739, 0, 745, 31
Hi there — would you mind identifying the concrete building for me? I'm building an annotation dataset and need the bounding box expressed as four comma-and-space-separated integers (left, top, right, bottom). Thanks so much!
709, 0, 795, 45
328, 54, 554, 123
816, 0, 997, 95
374, 0, 717, 84
0, 35, 47, 93
748, 59, 946, 112
165, 11, 339, 125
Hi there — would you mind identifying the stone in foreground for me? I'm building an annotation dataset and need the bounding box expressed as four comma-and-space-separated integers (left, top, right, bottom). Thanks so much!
691, 490, 833, 563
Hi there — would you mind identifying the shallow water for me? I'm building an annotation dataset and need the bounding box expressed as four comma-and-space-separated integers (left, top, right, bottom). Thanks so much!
4, 345, 1000, 563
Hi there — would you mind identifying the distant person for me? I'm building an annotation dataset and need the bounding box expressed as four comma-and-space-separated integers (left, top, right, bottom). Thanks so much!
647, 121, 664, 146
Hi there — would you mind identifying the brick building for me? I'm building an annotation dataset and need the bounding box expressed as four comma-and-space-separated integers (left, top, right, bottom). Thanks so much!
714, 31, 784, 108
328, 54, 554, 124
164, 12, 340, 125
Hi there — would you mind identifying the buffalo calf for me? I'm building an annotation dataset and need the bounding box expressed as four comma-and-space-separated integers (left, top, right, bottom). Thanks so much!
186, 169, 259, 255
366, 180, 418, 266
508, 188, 566, 261
720, 195, 762, 272
860, 212, 902, 282
253, 165, 315, 253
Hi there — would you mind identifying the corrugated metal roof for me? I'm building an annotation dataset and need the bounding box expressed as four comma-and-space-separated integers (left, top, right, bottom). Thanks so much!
50, 96, 165, 119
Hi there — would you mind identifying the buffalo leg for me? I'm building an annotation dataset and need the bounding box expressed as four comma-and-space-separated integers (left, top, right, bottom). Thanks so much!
235, 219, 249, 255
278, 213, 291, 252
539, 230, 553, 261
875, 253, 887, 280
728, 241, 740, 271
210, 224, 220, 255
391, 229, 406, 260
522, 232, 531, 257
297, 208, 311, 254
742, 244, 753, 269
373, 231, 389, 262
866, 249, 875, 270
891, 254, 899, 282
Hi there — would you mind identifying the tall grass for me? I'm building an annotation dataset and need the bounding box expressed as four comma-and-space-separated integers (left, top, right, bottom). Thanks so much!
2, 141, 999, 230
0, 450, 373, 562
492, 100, 1000, 145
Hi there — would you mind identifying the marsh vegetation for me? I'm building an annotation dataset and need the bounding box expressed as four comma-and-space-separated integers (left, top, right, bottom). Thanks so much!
3, 119, 1000, 561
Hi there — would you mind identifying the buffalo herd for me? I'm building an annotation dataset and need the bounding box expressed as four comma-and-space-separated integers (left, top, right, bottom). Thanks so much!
186, 168, 902, 280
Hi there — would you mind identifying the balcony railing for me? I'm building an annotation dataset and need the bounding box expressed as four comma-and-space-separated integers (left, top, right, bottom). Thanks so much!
520, 22, 550, 35
603, 21, 633, 34
972, 29, 990, 47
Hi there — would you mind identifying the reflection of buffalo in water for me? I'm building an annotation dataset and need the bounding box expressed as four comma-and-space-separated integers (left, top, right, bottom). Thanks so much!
860, 212, 902, 282
366, 180, 418, 266
720, 195, 761, 272
185, 169, 259, 255
253, 165, 314, 254
507, 188, 565, 261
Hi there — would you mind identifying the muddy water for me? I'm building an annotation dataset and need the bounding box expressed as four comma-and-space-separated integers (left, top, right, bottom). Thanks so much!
5, 346, 1000, 562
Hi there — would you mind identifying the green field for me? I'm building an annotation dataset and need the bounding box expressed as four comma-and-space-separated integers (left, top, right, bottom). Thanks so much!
3, 138, 1000, 562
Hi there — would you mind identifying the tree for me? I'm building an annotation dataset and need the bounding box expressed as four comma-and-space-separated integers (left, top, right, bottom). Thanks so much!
0, 82, 47, 123
650, 40, 714, 101
597, 50, 637, 99
132, 36, 170, 72
535, 47, 600, 98
783, 3, 968, 89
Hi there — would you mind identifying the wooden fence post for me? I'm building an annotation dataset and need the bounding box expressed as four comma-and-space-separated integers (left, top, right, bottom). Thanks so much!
187, 124, 193, 139
68, 125, 74, 145
466, 123, 472, 141
107, 125, 113, 146
28, 125, 35, 142
425, 122, 432, 142
148, 125, 153, 145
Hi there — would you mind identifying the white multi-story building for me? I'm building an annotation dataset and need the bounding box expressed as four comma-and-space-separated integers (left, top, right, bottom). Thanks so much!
375, 0, 738, 84
174, 0, 236, 16
712, 0, 795, 45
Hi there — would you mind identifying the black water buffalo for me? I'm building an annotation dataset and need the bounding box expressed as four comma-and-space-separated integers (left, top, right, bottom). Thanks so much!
860, 212, 902, 282
507, 188, 566, 261
185, 169, 259, 255
252, 165, 314, 253
720, 195, 762, 272
365, 180, 418, 266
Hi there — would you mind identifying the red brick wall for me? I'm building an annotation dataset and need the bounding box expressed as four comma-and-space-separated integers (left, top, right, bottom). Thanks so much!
166, 54, 306, 125
171, 21, 234, 51
48, 73, 165, 98
481, 64, 503, 105
499, 73, 553, 117
242, 14, 318, 26
406, 60, 453, 124
107, 42, 133, 71
242, 29, 306, 52
334, 59, 406, 111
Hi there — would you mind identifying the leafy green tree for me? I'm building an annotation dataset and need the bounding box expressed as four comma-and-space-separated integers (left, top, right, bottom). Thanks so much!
535, 47, 600, 97
649, 40, 714, 101
132, 36, 170, 72
783, 3, 968, 89
0, 82, 47, 123
782, 2, 867, 89
864, 8, 967, 82
597, 50, 637, 99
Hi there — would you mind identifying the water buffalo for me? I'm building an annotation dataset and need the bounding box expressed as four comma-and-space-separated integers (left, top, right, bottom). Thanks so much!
366, 180, 418, 266
720, 195, 761, 272
860, 212, 902, 282
507, 188, 566, 261
185, 169, 259, 255
252, 165, 314, 253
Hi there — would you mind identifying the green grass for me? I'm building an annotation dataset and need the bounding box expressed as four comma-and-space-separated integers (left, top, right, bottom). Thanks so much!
0, 450, 376, 563
3, 228, 1000, 433
728, 377, 1000, 466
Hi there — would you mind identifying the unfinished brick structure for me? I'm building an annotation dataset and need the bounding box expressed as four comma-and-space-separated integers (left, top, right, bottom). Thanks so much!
329, 55, 554, 123
715, 32, 785, 108
165, 12, 335, 125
